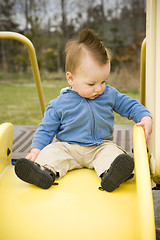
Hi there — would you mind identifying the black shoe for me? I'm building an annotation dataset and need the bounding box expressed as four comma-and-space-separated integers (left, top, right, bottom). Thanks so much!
101, 154, 134, 192
15, 158, 55, 189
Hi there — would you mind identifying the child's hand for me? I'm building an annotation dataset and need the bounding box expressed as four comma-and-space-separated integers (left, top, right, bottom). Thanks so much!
25, 148, 41, 162
136, 116, 152, 146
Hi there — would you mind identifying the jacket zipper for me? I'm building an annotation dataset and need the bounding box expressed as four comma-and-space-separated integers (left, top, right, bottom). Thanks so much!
85, 99, 96, 141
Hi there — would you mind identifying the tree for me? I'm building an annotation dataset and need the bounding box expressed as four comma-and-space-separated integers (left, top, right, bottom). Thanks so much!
0, 0, 19, 31
0, 0, 19, 71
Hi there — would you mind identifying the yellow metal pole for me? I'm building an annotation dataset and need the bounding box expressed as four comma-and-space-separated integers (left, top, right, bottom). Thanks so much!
154, 0, 160, 179
133, 125, 156, 240
140, 38, 146, 106
146, 0, 160, 181
0, 32, 45, 116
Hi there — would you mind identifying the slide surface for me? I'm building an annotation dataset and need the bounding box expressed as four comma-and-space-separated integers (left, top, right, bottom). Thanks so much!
0, 123, 156, 240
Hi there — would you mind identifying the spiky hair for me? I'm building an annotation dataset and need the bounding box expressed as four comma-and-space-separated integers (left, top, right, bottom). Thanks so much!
65, 28, 110, 74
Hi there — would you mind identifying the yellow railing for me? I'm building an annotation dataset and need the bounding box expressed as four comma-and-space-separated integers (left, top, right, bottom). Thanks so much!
0, 123, 13, 174
0, 32, 45, 116
133, 125, 156, 240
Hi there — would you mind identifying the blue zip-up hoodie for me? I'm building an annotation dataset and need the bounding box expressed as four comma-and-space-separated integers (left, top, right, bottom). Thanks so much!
32, 86, 151, 150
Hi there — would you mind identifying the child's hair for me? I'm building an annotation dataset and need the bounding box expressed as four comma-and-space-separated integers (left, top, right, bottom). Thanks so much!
65, 28, 110, 74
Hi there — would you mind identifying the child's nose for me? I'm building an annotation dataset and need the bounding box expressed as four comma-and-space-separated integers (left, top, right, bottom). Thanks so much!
95, 85, 101, 92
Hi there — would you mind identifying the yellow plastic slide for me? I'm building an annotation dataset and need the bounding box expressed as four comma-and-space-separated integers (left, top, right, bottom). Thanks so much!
0, 123, 156, 240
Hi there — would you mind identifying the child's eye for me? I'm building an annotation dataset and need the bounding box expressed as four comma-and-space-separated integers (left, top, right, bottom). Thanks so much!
102, 81, 106, 84
88, 83, 94, 86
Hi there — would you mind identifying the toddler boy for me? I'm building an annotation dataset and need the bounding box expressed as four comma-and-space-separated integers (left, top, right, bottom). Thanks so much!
15, 29, 152, 192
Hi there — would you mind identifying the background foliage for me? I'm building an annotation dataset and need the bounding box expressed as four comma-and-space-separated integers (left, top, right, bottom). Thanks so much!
0, 0, 146, 124
0, 0, 146, 78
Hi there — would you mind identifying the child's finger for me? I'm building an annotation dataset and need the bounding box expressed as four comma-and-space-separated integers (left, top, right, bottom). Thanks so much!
136, 122, 150, 145
25, 153, 35, 162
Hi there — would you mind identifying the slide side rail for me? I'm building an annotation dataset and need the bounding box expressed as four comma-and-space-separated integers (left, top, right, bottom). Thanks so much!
133, 125, 155, 240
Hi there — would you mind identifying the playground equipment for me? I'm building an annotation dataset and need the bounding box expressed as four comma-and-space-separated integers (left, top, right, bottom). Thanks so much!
145, 0, 160, 183
0, 122, 156, 240
0, 1, 159, 239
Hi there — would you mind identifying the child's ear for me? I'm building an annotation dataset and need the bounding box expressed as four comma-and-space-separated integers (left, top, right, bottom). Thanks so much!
66, 72, 73, 86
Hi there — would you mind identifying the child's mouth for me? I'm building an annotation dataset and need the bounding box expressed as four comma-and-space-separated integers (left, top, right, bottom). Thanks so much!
93, 94, 99, 98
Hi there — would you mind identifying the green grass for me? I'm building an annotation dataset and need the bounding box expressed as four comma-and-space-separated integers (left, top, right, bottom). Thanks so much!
114, 89, 140, 125
0, 73, 140, 125
0, 80, 69, 125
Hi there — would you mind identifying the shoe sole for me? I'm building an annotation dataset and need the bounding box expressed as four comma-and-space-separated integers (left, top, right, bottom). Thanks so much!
15, 158, 53, 189
101, 154, 134, 192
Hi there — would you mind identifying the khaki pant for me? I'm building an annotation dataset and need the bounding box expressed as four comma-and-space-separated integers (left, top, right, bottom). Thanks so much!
35, 140, 126, 179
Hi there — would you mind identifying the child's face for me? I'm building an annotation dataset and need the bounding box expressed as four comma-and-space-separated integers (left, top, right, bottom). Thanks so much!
66, 53, 110, 99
